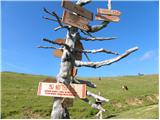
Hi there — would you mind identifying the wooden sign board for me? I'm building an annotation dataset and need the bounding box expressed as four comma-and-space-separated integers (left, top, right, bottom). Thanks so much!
55, 38, 65, 44
41, 77, 57, 83
53, 49, 63, 58
62, 0, 93, 20
62, 10, 90, 31
97, 8, 121, 16
96, 14, 120, 22
37, 82, 86, 99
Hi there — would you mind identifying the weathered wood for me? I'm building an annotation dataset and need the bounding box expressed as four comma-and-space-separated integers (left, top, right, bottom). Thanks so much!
96, 14, 120, 22
53, 49, 63, 58
62, 0, 93, 20
97, 8, 121, 16
75, 47, 139, 68
62, 10, 89, 31
37, 82, 86, 98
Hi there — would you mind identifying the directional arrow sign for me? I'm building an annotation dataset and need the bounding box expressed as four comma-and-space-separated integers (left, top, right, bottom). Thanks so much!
97, 8, 121, 16
96, 14, 120, 22
62, 10, 89, 31
62, 0, 93, 20
37, 82, 86, 99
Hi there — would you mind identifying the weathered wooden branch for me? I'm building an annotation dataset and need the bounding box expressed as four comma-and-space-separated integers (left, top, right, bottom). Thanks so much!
80, 37, 116, 41
73, 78, 96, 88
42, 16, 58, 22
76, 0, 91, 6
87, 91, 109, 103
38, 46, 58, 49
75, 47, 139, 68
43, 38, 70, 49
88, 21, 110, 33
54, 26, 68, 31
74, 48, 119, 55
44, 8, 63, 26
80, 30, 95, 37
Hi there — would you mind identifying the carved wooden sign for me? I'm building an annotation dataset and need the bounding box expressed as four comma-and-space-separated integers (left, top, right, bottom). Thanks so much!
62, 10, 89, 31
96, 14, 120, 22
52, 38, 83, 60
62, 0, 93, 20
97, 8, 121, 16
37, 82, 86, 99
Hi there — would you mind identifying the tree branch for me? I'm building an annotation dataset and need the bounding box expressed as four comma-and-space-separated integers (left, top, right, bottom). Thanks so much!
76, 0, 92, 6
42, 16, 58, 22
80, 37, 116, 41
74, 48, 119, 55
38, 46, 58, 49
75, 47, 139, 68
43, 8, 67, 31
43, 38, 70, 50
87, 91, 109, 103
73, 78, 96, 88
88, 21, 110, 33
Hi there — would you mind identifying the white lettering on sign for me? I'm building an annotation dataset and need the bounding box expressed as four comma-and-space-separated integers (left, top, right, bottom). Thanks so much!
62, 10, 89, 31
37, 82, 86, 99
97, 8, 121, 16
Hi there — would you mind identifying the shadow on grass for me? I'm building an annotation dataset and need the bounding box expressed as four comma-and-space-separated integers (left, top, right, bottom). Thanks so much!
104, 114, 117, 119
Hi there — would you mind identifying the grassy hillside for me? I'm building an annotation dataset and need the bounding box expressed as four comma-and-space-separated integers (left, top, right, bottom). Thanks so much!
1, 72, 159, 119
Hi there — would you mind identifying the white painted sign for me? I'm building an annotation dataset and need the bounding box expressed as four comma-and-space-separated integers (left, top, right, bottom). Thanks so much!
37, 82, 86, 99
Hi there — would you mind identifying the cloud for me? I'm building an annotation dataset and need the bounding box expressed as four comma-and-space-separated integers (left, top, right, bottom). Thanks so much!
139, 50, 155, 61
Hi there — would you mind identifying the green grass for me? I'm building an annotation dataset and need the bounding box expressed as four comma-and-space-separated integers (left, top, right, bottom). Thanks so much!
1, 72, 159, 119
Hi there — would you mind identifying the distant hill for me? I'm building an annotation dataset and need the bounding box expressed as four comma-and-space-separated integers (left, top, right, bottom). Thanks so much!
1, 71, 159, 119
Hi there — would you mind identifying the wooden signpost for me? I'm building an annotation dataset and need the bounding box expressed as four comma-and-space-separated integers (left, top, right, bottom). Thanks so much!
96, 14, 120, 22
97, 8, 121, 16
62, 0, 93, 20
62, 10, 89, 31
37, 82, 86, 99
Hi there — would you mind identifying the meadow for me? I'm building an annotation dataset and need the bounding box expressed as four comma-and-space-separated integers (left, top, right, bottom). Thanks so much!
1, 72, 159, 119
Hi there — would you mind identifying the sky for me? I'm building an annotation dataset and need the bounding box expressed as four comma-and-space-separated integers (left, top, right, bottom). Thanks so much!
1, 0, 159, 77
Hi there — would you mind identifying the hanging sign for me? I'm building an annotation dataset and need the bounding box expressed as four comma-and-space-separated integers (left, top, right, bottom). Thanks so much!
55, 38, 65, 44
37, 82, 86, 99
62, 10, 89, 31
62, 0, 93, 20
97, 8, 121, 16
53, 49, 63, 58
96, 14, 120, 22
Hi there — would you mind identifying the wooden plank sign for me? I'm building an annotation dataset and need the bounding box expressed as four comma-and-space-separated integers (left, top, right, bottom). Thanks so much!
97, 8, 121, 16
37, 82, 86, 99
62, 0, 93, 20
96, 14, 120, 22
53, 49, 63, 58
62, 10, 89, 31
55, 38, 65, 44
